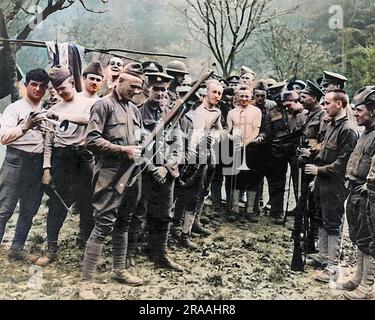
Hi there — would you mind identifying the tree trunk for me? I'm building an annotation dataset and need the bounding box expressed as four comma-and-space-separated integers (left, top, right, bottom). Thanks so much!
0, 8, 19, 102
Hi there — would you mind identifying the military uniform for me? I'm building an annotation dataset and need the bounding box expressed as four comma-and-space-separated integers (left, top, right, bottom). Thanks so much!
267, 104, 307, 223
127, 99, 184, 270
346, 123, 375, 253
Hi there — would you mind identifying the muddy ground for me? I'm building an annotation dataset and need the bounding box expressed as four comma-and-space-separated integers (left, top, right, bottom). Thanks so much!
0, 191, 359, 301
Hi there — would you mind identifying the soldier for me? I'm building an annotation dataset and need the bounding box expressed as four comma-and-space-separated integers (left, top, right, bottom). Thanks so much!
251, 81, 275, 214
178, 79, 223, 248
0, 69, 49, 261
78, 63, 145, 300
132, 61, 164, 107
165, 60, 189, 104
305, 89, 358, 285
226, 86, 262, 222
126, 72, 184, 272
340, 89, 375, 300
79, 61, 104, 102
266, 87, 306, 224
35, 66, 96, 266
100, 57, 125, 97
226, 75, 240, 92
297, 80, 325, 258
239, 72, 256, 91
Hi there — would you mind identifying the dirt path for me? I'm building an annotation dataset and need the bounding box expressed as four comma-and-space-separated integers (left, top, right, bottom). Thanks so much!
0, 199, 358, 300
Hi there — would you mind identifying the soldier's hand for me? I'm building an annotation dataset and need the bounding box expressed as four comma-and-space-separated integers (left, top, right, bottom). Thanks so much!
297, 147, 311, 158
305, 164, 318, 176
252, 136, 264, 145
152, 166, 168, 184
122, 146, 142, 161
42, 169, 52, 186
21, 111, 45, 132
354, 183, 367, 196
46, 110, 59, 121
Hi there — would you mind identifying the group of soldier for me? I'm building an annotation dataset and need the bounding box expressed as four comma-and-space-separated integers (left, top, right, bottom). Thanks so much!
0, 55, 374, 300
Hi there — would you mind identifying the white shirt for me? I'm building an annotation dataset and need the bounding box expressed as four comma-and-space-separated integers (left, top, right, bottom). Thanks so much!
43, 95, 93, 168
0, 98, 44, 153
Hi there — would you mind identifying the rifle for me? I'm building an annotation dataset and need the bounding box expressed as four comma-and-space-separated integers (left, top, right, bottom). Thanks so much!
290, 135, 304, 272
114, 69, 214, 194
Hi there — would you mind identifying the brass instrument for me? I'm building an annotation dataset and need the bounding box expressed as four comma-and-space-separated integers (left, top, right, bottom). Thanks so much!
234, 109, 250, 172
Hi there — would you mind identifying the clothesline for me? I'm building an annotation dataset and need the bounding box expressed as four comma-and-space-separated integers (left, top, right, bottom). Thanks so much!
0, 38, 187, 61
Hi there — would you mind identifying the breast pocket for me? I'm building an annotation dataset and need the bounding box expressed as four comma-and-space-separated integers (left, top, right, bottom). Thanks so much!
356, 153, 372, 179
323, 142, 337, 164
105, 116, 128, 143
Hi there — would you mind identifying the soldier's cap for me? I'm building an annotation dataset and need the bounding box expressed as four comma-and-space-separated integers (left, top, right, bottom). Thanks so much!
353, 87, 375, 110
254, 81, 268, 92
123, 63, 144, 79
226, 75, 240, 84
142, 61, 163, 74
287, 79, 306, 91
49, 65, 72, 88
322, 71, 347, 85
219, 79, 229, 88
83, 61, 104, 78
301, 80, 324, 100
146, 72, 174, 87
240, 66, 255, 76
264, 78, 277, 88
280, 90, 299, 102
268, 81, 287, 92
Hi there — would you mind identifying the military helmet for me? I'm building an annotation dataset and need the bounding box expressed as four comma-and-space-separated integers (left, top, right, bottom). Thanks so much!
165, 60, 189, 75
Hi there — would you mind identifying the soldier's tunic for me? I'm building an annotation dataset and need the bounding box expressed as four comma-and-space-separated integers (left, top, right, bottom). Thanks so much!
314, 115, 358, 235
266, 105, 307, 219
85, 90, 143, 243
345, 122, 375, 254
129, 100, 183, 251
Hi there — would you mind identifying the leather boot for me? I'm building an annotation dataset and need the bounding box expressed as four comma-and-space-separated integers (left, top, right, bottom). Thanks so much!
245, 191, 258, 223
192, 213, 211, 236
315, 234, 341, 284
8, 247, 39, 263
306, 227, 328, 269
35, 242, 58, 267
111, 229, 144, 286
78, 281, 96, 300
154, 222, 184, 272
180, 232, 198, 249
338, 249, 364, 291
344, 254, 375, 300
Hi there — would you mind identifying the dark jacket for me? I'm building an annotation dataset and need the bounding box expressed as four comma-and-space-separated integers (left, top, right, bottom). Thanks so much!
316, 116, 359, 179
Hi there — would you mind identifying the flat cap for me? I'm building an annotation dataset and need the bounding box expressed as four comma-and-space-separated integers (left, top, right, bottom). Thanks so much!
353, 86, 375, 110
